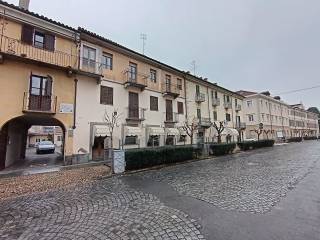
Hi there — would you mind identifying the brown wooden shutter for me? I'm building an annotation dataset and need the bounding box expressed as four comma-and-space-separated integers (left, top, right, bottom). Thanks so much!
46, 76, 53, 96
100, 86, 113, 105
178, 102, 184, 114
21, 25, 34, 45
150, 96, 158, 111
44, 34, 55, 51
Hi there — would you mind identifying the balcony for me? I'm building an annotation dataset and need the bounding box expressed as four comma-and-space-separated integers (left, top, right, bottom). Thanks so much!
224, 102, 232, 109
198, 118, 212, 128
165, 112, 179, 123
235, 104, 242, 111
212, 98, 220, 107
0, 35, 78, 70
123, 69, 148, 91
22, 92, 57, 114
80, 58, 103, 76
161, 84, 180, 98
236, 122, 246, 130
126, 107, 145, 122
195, 93, 206, 103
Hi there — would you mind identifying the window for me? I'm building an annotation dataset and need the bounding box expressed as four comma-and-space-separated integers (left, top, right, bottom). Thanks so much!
224, 95, 230, 103
129, 62, 137, 81
178, 135, 186, 142
235, 99, 238, 106
226, 113, 231, 122
247, 100, 253, 107
261, 114, 265, 121
166, 136, 175, 145
100, 86, 113, 105
213, 111, 218, 121
177, 78, 182, 90
177, 102, 184, 114
150, 69, 157, 83
147, 135, 160, 147
83, 45, 96, 68
248, 114, 254, 122
196, 85, 200, 94
125, 136, 137, 145
150, 96, 158, 111
102, 53, 113, 70
34, 31, 45, 48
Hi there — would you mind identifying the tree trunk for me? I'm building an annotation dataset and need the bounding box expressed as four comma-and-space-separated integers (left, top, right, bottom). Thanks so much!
217, 134, 222, 143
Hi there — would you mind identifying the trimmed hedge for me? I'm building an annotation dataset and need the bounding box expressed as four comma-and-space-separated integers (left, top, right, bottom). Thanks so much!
238, 140, 275, 151
287, 137, 303, 143
125, 146, 195, 171
303, 136, 318, 140
209, 143, 236, 156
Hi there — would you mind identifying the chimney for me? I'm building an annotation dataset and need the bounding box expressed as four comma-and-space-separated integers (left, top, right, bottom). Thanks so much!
274, 96, 281, 100
19, 0, 30, 10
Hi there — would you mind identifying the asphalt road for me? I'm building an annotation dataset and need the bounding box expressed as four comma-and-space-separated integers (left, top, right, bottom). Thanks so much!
0, 141, 319, 239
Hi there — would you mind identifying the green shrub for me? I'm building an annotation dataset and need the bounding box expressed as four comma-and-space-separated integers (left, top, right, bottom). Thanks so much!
303, 136, 318, 140
287, 137, 303, 143
125, 145, 195, 171
209, 143, 236, 156
238, 140, 275, 151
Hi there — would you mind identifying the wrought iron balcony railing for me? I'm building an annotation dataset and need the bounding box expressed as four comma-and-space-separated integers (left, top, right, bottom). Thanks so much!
198, 118, 212, 128
195, 93, 206, 103
224, 102, 233, 109
0, 35, 78, 69
161, 84, 180, 98
22, 92, 57, 114
126, 107, 145, 121
235, 104, 242, 111
212, 98, 220, 107
236, 122, 246, 130
123, 69, 148, 90
165, 112, 179, 123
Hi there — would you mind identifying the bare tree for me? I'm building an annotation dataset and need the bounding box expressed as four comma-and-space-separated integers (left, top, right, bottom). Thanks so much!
212, 121, 225, 143
103, 109, 122, 152
263, 129, 271, 139
181, 117, 198, 145
254, 128, 263, 140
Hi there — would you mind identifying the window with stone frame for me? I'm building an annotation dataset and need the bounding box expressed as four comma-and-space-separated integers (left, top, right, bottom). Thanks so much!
177, 102, 184, 114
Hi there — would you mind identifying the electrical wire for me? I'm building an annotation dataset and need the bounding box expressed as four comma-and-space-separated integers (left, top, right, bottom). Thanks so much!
276, 85, 320, 95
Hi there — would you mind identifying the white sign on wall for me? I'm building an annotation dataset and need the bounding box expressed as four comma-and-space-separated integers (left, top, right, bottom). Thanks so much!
59, 103, 74, 114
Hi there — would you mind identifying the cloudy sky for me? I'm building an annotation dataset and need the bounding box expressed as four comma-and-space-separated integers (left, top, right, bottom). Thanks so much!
6, 0, 320, 108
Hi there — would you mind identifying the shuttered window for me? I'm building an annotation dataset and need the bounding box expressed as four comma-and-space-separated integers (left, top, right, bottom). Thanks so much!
44, 34, 55, 51
177, 102, 184, 114
21, 25, 55, 51
150, 96, 158, 111
100, 86, 113, 105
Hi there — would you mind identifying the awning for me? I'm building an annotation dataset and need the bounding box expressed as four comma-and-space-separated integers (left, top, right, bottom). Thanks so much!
149, 127, 165, 136
276, 131, 283, 138
179, 128, 187, 136
166, 128, 180, 136
222, 128, 239, 136
125, 126, 142, 136
94, 125, 109, 137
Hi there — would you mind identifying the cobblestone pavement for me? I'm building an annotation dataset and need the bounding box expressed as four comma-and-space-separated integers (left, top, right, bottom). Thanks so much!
0, 178, 204, 240
138, 142, 320, 213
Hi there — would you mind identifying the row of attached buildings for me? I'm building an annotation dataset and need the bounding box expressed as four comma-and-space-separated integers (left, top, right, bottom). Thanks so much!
0, 1, 318, 170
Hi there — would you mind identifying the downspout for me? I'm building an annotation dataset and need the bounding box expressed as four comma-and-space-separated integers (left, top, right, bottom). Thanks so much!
73, 79, 78, 129
184, 76, 188, 120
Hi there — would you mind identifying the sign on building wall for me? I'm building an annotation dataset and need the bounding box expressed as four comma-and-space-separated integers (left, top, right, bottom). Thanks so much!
59, 103, 74, 114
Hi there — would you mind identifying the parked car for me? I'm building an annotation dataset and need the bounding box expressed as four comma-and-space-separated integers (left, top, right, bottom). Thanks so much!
36, 141, 55, 154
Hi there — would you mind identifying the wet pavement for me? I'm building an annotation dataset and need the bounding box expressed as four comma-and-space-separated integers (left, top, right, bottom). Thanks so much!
0, 141, 320, 239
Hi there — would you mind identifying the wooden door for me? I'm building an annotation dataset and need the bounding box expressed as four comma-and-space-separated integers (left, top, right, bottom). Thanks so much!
166, 99, 173, 121
0, 125, 8, 170
29, 75, 52, 111
129, 92, 139, 119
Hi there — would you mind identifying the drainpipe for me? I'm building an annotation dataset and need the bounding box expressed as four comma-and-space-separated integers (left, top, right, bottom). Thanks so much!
73, 79, 78, 129
183, 76, 188, 120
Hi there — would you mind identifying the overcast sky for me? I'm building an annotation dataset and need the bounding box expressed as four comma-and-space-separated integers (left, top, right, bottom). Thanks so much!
6, 0, 320, 108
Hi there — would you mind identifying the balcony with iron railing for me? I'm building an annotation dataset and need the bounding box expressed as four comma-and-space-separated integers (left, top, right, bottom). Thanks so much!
236, 122, 246, 130
224, 102, 233, 109
123, 69, 148, 91
198, 117, 212, 128
235, 104, 242, 111
195, 93, 206, 103
80, 58, 103, 76
164, 112, 179, 123
0, 35, 78, 69
126, 107, 145, 121
161, 84, 180, 98
22, 92, 57, 114
212, 98, 220, 107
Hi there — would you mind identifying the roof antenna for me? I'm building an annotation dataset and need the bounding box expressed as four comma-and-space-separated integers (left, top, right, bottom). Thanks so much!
191, 60, 197, 75
140, 33, 147, 55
